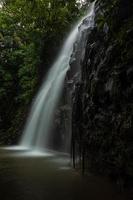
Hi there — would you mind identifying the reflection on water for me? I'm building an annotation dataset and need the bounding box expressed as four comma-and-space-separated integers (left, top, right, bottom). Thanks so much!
0, 148, 128, 200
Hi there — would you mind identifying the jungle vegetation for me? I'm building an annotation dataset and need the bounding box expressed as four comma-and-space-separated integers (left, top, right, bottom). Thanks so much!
0, 0, 84, 144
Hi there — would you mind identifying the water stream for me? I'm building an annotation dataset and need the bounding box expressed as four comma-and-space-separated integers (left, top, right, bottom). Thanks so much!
0, 3, 129, 200
18, 3, 95, 153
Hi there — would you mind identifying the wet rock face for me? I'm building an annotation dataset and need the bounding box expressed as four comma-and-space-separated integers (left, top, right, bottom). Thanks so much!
72, 0, 133, 183
69, 14, 95, 83
49, 9, 96, 153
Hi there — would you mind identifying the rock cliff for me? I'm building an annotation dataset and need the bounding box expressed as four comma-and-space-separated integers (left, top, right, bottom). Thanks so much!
72, 0, 133, 187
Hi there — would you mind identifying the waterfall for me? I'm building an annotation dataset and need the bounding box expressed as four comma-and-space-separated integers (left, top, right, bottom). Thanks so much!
19, 2, 95, 152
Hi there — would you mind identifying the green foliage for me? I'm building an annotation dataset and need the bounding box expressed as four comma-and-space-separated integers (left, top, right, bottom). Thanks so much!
0, 0, 81, 143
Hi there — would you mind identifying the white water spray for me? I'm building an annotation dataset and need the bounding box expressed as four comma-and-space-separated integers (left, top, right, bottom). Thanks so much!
19, 3, 95, 152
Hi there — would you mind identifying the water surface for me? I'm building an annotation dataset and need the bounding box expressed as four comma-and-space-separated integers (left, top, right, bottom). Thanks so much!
0, 148, 128, 200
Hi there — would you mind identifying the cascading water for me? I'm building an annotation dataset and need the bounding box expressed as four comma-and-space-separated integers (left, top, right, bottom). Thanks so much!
19, 2, 95, 152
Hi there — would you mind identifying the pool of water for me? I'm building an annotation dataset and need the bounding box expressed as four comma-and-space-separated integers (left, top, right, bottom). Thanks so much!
0, 147, 128, 200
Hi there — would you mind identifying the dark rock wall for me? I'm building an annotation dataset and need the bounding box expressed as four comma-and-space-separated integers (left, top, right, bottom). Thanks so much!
50, 12, 96, 153
72, 0, 133, 185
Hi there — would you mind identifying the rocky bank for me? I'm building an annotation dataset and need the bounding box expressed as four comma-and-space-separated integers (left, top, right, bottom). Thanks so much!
71, 0, 133, 187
